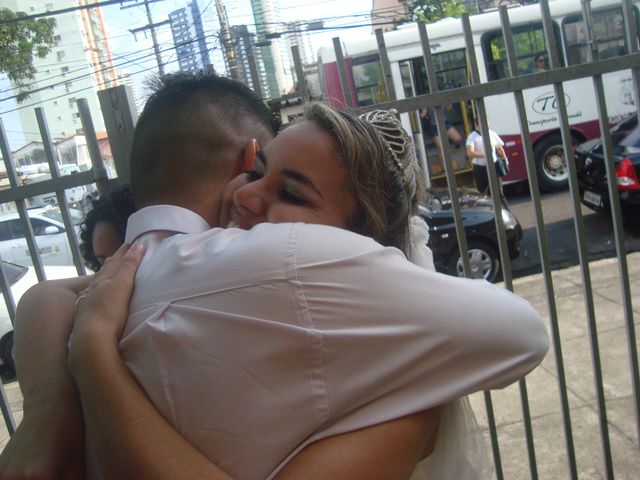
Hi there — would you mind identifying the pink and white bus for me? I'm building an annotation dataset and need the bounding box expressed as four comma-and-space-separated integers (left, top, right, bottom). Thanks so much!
317, 0, 638, 191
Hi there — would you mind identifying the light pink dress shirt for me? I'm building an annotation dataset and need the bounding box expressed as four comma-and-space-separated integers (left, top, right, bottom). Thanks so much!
116, 205, 547, 480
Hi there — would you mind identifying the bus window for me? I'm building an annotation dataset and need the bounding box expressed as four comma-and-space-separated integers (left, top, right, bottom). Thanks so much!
412, 49, 469, 94
482, 23, 563, 80
564, 7, 631, 65
351, 55, 387, 106
432, 49, 468, 90
409, 50, 471, 135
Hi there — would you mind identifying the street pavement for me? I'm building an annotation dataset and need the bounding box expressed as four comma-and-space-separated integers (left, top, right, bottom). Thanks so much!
506, 187, 640, 279
0, 252, 639, 478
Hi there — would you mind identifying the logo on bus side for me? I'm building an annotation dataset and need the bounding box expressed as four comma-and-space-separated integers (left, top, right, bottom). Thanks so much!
531, 92, 571, 115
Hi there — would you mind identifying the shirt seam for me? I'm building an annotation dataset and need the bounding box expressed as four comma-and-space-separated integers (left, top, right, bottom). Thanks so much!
286, 224, 330, 426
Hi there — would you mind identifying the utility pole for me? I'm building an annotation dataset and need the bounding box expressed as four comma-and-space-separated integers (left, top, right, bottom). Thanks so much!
123, 0, 168, 76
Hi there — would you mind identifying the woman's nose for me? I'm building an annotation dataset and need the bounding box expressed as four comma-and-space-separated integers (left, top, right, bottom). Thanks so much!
233, 181, 266, 218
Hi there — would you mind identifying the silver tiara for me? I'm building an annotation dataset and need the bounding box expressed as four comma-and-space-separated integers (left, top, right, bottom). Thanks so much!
359, 109, 417, 186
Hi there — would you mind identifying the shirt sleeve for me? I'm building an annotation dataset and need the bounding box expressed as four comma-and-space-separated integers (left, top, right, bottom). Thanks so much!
465, 131, 478, 147
491, 130, 505, 147
294, 224, 548, 427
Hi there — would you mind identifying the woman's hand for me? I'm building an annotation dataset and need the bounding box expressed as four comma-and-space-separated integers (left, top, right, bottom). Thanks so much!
69, 243, 145, 373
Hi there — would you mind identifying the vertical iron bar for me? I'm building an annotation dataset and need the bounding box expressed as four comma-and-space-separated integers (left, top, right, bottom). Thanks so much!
462, 13, 513, 291
620, 0, 640, 446
593, 75, 640, 445
473, 28, 539, 480
622, 0, 640, 130
291, 46, 310, 102
623, 0, 639, 52
499, 5, 579, 478
417, 20, 471, 278
540, 1, 614, 477
0, 378, 15, 435
0, 264, 16, 434
579, 0, 596, 63
375, 29, 397, 102
483, 390, 502, 480
464, 10, 531, 478
35, 108, 86, 276
332, 37, 354, 108
0, 119, 45, 282
77, 99, 108, 196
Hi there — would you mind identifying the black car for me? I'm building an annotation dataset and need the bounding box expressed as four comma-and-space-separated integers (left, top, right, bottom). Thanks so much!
419, 188, 523, 282
575, 115, 640, 220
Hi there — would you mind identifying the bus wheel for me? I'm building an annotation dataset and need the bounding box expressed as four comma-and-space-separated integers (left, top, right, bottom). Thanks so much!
534, 134, 570, 192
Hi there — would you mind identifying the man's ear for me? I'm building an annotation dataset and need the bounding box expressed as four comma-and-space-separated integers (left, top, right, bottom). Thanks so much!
239, 139, 260, 173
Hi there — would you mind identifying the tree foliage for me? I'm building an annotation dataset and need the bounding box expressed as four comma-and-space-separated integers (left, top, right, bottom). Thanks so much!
409, 0, 475, 23
0, 8, 56, 101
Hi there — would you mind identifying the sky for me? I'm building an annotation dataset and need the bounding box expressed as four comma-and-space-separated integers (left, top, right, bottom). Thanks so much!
1, 0, 380, 149
102, 0, 376, 96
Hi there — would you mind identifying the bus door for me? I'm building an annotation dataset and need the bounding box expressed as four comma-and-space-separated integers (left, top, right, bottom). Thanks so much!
398, 59, 429, 178
405, 49, 473, 184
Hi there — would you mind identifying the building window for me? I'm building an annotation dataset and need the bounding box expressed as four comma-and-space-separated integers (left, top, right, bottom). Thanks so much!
65, 82, 72, 92
57, 51, 65, 61
45, 3, 54, 11
61, 66, 69, 75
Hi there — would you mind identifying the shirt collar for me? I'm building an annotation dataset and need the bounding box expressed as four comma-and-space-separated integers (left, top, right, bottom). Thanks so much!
125, 205, 211, 244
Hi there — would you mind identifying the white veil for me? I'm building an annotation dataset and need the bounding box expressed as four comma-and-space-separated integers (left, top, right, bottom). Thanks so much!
407, 215, 492, 480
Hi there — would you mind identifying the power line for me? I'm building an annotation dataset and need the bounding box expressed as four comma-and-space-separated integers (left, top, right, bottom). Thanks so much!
0, 45, 207, 116
5, 3, 404, 96
1, 4, 408, 104
1, 24, 226, 101
0, 0, 164, 24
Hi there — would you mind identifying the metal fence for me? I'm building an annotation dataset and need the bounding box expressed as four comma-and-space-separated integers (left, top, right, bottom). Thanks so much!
329, 1, 637, 479
0, 0, 637, 478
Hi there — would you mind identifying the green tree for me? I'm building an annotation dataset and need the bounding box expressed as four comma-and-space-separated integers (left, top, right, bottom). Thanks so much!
409, 0, 474, 23
0, 8, 56, 101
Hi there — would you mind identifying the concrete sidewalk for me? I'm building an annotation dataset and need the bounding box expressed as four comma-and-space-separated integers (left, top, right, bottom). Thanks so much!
1, 253, 639, 478
469, 251, 640, 479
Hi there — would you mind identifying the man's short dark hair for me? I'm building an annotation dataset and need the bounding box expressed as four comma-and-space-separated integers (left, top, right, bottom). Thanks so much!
130, 72, 276, 207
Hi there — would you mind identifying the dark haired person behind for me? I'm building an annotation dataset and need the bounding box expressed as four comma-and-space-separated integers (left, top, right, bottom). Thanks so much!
79, 185, 136, 271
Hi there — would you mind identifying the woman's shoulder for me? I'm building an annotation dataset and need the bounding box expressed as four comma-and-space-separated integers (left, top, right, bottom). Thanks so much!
465, 131, 480, 145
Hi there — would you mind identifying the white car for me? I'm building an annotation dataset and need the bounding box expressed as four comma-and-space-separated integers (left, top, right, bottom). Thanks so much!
0, 206, 84, 267
0, 261, 79, 375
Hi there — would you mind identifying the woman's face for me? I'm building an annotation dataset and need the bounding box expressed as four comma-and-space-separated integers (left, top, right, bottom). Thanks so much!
230, 120, 358, 230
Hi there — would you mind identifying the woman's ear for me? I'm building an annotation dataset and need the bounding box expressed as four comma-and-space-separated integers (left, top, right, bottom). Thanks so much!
240, 139, 260, 173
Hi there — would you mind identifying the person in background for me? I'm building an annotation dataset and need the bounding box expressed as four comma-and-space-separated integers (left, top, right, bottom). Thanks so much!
530, 53, 548, 73
79, 185, 136, 271
420, 105, 463, 164
466, 116, 507, 202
